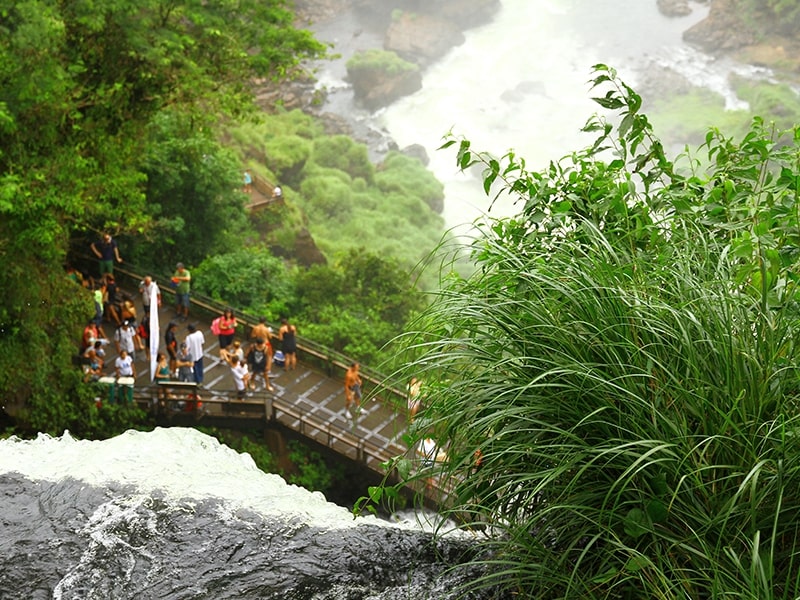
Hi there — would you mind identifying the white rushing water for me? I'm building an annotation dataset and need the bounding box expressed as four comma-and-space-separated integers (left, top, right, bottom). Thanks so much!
378, 0, 714, 230
0, 428, 488, 599
0, 427, 375, 529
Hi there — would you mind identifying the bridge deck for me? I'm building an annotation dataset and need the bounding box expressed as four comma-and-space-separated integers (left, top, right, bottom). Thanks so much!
96, 297, 416, 483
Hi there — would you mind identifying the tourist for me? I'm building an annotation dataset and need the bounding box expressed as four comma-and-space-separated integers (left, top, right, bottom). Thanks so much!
114, 348, 136, 403
82, 341, 104, 382
185, 323, 205, 385
271, 184, 283, 201
82, 320, 100, 351
165, 321, 179, 375
104, 274, 122, 326
216, 308, 237, 352
243, 169, 253, 193
92, 281, 106, 333
137, 314, 151, 360
246, 338, 272, 392
120, 298, 137, 326
249, 316, 272, 344
176, 342, 194, 383
114, 320, 138, 362
154, 352, 172, 402
138, 276, 161, 316
172, 262, 191, 320
90, 232, 122, 276
114, 349, 136, 379
344, 362, 362, 414
278, 317, 297, 371
226, 340, 245, 363
226, 354, 250, 401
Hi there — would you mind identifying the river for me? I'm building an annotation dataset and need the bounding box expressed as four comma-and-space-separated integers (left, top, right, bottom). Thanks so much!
311, 0, 776, 232
0, 428, 499, 599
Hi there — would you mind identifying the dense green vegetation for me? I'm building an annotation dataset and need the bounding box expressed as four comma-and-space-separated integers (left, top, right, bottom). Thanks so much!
649, 77, 800, 151
0, 0, 453, 439
373, 66, 800, 598
346, 49, 419, 77
0, 0, 320, 433
739, 0, 800, 36
227, 109, 445, 276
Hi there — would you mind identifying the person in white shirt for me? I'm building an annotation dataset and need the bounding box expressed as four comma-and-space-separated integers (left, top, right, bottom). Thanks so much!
138, 276, 161, 314
185, 323, 205, 384
227, 355, 250, 400
114, 321, 138, 361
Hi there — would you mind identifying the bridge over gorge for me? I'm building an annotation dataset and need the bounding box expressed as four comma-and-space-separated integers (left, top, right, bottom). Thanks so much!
71, 264, 449, 506
243, 171, 284, 211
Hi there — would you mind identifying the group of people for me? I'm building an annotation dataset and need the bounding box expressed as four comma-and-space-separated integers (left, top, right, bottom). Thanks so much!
157, 310, 300, 402
213, 314, 299, 399
76, 233, 390, 416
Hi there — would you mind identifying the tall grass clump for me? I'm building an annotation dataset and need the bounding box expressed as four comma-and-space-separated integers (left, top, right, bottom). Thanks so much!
380, 66, 800, 599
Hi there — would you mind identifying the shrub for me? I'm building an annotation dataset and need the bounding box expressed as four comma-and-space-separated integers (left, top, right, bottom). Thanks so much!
380, 66, 800, 599
346, 49, 418, 77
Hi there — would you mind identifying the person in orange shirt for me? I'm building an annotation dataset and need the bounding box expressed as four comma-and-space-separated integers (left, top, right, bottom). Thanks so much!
344, 362, 362, 414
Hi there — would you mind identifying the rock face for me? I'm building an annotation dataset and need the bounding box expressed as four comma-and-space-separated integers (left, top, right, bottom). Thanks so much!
656, 0, 693, 18
340, 0, 500, 108
384, 13, 465, 67
293, 228, 327, 267
347, 54, 423, 110
683, 0, 755, 53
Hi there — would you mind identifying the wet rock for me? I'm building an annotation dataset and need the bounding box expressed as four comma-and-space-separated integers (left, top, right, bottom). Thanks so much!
401, 144, 430, 166
657, 0, 692, 18
635, 63, 697, 103
683, 0, 755, 53
294, 227, 328, 267
346, 51, 423, 110
385, 13, 465, 67
500, 80, 548, 103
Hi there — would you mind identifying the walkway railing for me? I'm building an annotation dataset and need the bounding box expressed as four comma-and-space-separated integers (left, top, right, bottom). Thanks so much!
107, 262, 409, 412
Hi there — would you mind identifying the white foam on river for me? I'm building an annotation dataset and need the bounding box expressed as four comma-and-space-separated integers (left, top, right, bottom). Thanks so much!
0, 427, 382, 530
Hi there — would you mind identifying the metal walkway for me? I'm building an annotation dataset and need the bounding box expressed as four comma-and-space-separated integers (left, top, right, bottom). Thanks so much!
98, 273, 416, 485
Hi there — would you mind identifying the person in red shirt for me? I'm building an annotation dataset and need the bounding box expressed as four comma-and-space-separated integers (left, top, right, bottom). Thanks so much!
215, 308, 237, 353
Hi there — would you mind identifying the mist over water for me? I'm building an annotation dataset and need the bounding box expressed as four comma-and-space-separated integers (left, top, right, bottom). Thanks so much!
378, 0, 714, 230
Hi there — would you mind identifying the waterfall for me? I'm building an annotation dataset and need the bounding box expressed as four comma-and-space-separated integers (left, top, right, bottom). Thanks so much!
0, 428, 500, 599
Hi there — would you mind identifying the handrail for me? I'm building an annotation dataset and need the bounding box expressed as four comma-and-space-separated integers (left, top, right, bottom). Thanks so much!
105, 260, 409, 412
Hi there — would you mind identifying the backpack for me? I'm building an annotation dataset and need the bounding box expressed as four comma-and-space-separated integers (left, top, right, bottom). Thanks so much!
210, 317, 222, 336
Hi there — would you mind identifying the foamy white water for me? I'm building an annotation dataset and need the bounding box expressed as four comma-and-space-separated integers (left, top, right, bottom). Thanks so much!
0, 427, 374, 529
379, 0, 712, 230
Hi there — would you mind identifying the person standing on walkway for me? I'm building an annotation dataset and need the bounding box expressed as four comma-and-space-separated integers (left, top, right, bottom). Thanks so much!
250, 316, 272, 344
90, 232, 122, 276
216, 308, 237, 353
114, 320, 138, 362
344, 362, 362, 414
172, 263, 191, 321
185, 323, 205, 385
176, 342, 194, 383
226, 354, 250, 401
114, 348, 136, 404
104, 274, 122, 326
278, 317, 297, 371
139, 276, 161, 316
246, 338, 273, 392
243, 170, 253, 193
165, 321, 179, 375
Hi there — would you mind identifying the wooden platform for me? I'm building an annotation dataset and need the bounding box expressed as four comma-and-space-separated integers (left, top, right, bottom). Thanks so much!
95, 296, 415, 483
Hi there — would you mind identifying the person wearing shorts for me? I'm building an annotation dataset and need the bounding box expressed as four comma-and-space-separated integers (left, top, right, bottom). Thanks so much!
173, 263, 191, 320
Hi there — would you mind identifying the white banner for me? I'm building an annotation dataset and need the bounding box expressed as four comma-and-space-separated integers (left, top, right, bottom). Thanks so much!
149, 284, 160, 381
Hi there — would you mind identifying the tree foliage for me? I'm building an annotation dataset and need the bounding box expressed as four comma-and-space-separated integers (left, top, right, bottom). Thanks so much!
379, 66, 800, 599
294, 248, 426, 364
0, 0, 324, 429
